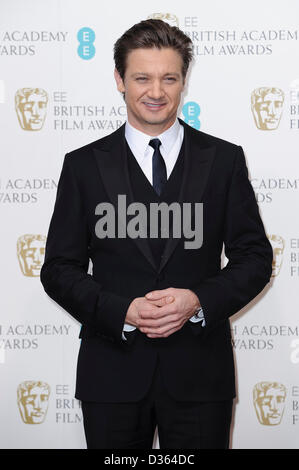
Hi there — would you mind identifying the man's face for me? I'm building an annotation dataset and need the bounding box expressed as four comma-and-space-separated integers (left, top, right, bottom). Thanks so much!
114, 47, 185, 134
254, 92, 284, 130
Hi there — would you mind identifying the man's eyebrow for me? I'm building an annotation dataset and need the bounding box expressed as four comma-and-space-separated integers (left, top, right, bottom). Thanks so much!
131, 73, 149, 77
131, 72, 181, 77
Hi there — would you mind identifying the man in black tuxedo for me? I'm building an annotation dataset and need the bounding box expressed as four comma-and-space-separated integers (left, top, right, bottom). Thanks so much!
40, 19, 273, 449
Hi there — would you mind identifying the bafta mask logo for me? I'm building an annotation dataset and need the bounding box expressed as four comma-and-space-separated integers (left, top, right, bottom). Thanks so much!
267, 234, 285, 277
17, 381, 50, 424
251, 87, 284, 130
17, 234, 46, 277
15, 88, 48, 131
253, 382, 286, 426
147, 13, 179, 27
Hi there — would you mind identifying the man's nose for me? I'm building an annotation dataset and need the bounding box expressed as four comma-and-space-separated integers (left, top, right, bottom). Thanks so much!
148, 80, 164, 100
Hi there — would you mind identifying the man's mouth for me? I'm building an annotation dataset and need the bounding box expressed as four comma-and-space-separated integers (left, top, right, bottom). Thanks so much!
143, 102, 166, 111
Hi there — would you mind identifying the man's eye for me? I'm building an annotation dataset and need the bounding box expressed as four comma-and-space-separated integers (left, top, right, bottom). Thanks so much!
136, 77, 147, 81
165, 77, 176, 82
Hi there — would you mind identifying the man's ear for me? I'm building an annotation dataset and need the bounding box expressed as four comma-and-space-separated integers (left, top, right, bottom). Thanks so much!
114, 68, 125, 93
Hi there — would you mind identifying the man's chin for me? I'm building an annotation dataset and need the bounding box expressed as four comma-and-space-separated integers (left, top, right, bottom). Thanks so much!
129, 110, 177, 132
138, 114, 174, 127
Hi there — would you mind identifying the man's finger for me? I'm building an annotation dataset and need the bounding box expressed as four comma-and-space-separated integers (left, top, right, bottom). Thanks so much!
139, 302, 175, 319
142, 319, 182, 335
147, 324, 181, 338
145, 289, 173, 300
146, 296, 174, 307
138, 312, 178, 329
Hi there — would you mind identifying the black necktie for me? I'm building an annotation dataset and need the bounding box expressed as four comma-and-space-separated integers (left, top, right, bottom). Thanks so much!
149, 138, 167, 196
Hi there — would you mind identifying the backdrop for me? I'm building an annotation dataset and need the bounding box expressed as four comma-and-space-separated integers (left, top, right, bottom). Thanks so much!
0, 0, 298, 449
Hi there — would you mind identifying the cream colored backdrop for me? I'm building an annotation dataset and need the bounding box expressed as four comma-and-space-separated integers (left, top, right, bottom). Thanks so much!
0, 0, 298, 449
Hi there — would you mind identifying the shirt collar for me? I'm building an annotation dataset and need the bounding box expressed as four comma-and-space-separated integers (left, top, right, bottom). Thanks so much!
125, 118, 181, 160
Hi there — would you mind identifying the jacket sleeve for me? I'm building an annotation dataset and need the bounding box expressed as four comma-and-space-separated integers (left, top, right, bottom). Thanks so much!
40, 153, 134, 346
190, 145, 273, 336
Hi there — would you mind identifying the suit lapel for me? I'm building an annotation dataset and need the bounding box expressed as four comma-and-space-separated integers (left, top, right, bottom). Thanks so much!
93, 120, 216, 273
93, 124, 157, 271
158, 120, 216, 273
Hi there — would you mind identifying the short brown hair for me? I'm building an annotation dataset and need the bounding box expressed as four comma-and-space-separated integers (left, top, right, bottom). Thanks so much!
113, 19, 193, 80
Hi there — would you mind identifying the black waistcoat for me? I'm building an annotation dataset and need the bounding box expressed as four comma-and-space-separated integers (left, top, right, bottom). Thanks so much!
126, 139, 185, 269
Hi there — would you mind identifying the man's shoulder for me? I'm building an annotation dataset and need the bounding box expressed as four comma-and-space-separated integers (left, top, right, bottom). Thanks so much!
180, 121, 245, 176
181, 120, 240, 152
196, 129, 240, 151
65, 123, 125, 161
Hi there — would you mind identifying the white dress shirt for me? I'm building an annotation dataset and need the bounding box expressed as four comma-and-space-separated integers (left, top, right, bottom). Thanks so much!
122, 119, 205, 339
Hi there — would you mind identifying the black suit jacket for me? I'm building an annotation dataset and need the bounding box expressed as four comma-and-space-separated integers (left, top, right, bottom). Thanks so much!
40, 118, 273, 403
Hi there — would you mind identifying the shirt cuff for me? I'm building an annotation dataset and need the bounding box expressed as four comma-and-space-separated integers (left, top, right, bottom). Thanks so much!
123, 323, 137, 332
189, 307, 206, 327
122, 323, 137, 341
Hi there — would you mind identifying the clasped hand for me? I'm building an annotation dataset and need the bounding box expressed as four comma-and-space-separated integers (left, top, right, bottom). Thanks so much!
125, 288, 200, 338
